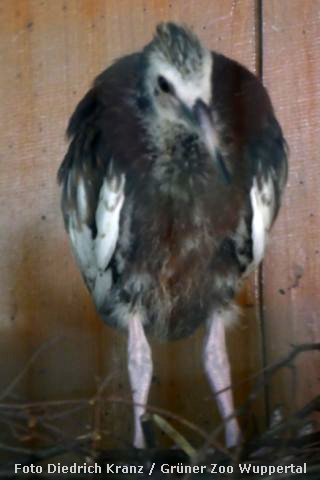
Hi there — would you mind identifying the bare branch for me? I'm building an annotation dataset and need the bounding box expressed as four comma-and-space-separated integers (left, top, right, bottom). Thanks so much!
0, 336, 63, 402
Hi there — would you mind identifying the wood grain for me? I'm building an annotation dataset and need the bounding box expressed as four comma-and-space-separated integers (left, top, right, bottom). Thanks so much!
262, 0, 320, 415
0, 0, 263, 446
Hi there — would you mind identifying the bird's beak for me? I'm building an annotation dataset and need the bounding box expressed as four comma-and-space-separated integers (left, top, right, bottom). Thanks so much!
184, 99, 231, 184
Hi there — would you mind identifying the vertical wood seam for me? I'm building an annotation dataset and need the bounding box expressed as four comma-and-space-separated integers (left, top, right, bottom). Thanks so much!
255, 0, 270, 426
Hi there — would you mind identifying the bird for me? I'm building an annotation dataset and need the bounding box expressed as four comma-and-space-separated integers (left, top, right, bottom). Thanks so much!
57, 22, 288, 449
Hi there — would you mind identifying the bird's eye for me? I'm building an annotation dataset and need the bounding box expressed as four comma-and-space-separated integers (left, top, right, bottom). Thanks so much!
157, 76, 173, 95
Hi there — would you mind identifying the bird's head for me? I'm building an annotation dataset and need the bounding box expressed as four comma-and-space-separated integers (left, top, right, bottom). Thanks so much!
144, 23, 212, 121
143, 23, 228, 181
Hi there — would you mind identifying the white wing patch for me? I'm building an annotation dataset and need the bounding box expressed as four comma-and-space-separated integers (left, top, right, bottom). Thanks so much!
69, 217, 97, 289
68, 173, 125, 309
95, 175, 125, 272
77, 178, 88, 221
250, 175, 275, 265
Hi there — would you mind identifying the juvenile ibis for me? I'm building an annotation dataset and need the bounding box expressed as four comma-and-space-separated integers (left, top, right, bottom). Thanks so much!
58, 23, 288, 448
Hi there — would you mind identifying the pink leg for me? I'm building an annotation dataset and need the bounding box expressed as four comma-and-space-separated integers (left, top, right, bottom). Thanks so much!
127, 313, 153, 448
203, 311, 241, 447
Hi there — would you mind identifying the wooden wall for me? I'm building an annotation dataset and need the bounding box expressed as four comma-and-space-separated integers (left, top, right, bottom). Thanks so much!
0, 0, 319, 447
262, 0, 320, 419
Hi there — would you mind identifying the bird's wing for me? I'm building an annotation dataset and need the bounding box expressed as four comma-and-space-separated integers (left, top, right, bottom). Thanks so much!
250, 112, 288, 267
58, 88, 125, 309
211, 53, 288, 274
241, 116, 288, 273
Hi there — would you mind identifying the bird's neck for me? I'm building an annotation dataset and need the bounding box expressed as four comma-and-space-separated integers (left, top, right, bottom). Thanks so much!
146, 112, 194, 155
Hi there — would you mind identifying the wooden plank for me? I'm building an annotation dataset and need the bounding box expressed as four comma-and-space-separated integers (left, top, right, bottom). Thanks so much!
0, 0, 262, 446
262, 0, 320, 414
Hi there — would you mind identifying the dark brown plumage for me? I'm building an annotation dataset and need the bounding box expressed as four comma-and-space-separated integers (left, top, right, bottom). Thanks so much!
58, 23, 287, 448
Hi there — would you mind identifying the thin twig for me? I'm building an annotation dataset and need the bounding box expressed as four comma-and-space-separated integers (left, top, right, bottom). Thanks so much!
90, 373, 113, 451
0, 336, 63, 402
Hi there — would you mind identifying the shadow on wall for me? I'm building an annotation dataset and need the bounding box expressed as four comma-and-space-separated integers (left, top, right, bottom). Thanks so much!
0, 219, 264, 448
0, 219, 121, 398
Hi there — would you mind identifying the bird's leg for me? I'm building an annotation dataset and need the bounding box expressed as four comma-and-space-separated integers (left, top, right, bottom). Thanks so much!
127, 312, 153, 449
203, 311, 241, 448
